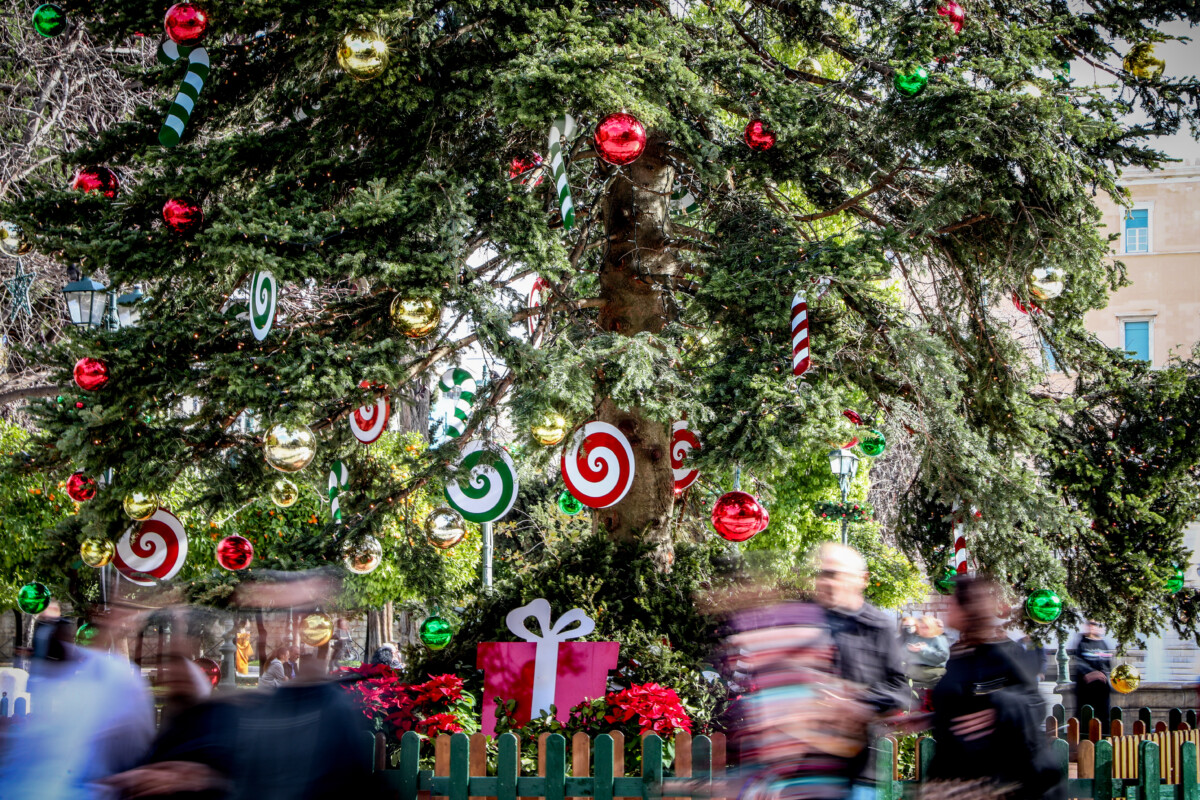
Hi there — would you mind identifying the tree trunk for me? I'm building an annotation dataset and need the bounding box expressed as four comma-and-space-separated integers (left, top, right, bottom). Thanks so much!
595, 135, 680, 569
383, 601, 394, 643
255, 610, 268, 672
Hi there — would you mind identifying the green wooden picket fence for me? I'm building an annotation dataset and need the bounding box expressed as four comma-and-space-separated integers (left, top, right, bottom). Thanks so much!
373, 731, 1200, 800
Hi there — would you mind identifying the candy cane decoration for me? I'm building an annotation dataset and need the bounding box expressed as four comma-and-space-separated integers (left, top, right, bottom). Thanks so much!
328, 460, 349, 524
438, 367, 477, 438
671, 420, 701, 492
528, 276, 550, 341
445, 441, 519, 523
292, 99, 322, 123
548, 115, 576, 231
349, 381, 390, 444
157, 40, 209, 148
952, 501, 978, 575
249, 270, 277, 341
112, 508, 189, 586
812, 276, 832, 301
671, 184, 699, 217
561, 421, 636, 509
791, 291, 811, 377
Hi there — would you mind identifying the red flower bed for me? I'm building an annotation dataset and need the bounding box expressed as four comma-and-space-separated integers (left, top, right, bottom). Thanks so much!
338, 665, 474, 738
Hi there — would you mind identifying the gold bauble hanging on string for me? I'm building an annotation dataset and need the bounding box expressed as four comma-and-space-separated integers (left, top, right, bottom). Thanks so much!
80, 538, 114, 568
389, 295, 439, 338
337, 29, 389, 80
123, 491, 160, 521
268, 477, 299, 507
263, 423, 317, 473
530, 412, 567, 446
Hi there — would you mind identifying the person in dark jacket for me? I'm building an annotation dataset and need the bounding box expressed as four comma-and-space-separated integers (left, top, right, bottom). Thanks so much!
814, 543, 911, 800
1069, 622, 1113, 733
928, 576, 1064, 800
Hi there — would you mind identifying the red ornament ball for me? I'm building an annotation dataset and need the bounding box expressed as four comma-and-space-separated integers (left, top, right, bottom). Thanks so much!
842, 409, 864, 426
594, 112, 647, 166
73, 357, 109, 391
162, 198, 203, 235
194, 657, 221, 687
508, 154, 544, 186
74, 401, 84, 409
743, 120, 776, 151
164, 2, 207, 46
70, 166, 120, 198
66, 471, 98, 502
711, 490, 770, 542
216, 535, 254, 571
937, 1, 966, 33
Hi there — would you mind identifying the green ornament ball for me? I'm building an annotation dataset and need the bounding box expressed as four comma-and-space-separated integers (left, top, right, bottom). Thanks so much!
419, 615, 454, 651
933, 567, 957, 596
858, 429, 886, 457
1166, 567, 1185, 594
557, 489, 584, 516
75, 621, 99, 646
1026, 589, 1063, 624
32, 3, 67, 37
894, 66, 929, 98
17, 581, 51, 614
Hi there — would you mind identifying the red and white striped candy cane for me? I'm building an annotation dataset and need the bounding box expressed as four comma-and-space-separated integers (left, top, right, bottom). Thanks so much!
953, 515, 968, 575
528, 276, 550, 344
791, 291, 810, 377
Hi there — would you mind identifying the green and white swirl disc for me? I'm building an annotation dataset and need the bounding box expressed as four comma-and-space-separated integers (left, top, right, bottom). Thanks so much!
445, 441, 519, 523
250, 270, 278, 341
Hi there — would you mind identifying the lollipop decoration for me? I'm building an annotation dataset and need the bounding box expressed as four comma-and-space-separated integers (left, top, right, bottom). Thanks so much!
671, 420, 701, 492
548, 115, 577, 230
791, 291, 811, 377
249, 270, 278, 341
112, 508, 189, 586
561, 421, 636, 509
349, 381, 390, 444
157, 39, 210, 148
438, 367, 477, 438
328, 460, 350, 524
216, 535, 254, 570
445, 442, 519, 523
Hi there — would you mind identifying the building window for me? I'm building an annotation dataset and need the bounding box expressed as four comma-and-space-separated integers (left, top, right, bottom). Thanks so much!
1122, 319, 1152, 363
1123, 207, 1150, 254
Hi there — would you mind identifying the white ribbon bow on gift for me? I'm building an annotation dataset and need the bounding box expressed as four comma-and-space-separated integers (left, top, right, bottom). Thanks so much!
505, 598, 596, 718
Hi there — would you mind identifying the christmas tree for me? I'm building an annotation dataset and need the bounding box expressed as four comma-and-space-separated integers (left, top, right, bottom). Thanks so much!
5, 0, 1200, 638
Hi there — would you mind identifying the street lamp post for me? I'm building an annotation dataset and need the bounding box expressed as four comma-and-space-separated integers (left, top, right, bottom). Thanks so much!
827, 447, 860, 545
63, 276, 144, 329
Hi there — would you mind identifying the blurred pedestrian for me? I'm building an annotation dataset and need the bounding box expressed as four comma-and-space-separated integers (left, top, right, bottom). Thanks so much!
813, 543, 910, 800
1018, 636, 1047, 682
0, 613, 155, 799
258, 645, 291, 689
927, 577, 1064, 800
330, 618, 354, 667
1069, 622, 1113, 732
906, 616, 950, 690
369, 643, 402, 670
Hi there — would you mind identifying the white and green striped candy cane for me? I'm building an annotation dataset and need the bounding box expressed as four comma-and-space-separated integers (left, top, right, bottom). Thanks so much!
438, 367, 477, 438
157, 40, 209, 148
547, 115, 576, 231
328, 460, 349, 524
671, 183, 700, 217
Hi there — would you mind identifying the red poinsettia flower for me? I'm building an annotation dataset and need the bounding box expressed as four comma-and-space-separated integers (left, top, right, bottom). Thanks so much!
418, 713, 464, 736
414, 674, 464, 706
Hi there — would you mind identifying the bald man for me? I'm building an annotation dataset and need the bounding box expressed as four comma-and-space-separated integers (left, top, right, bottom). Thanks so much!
814, 542, 910, 800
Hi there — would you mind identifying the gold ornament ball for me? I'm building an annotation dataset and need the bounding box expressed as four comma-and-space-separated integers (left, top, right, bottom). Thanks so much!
531, 412, 567, 446
80, 538, 114, 568
269, 477, 300, 507
801, 57, 823, 76
0, 221, 32, 257
389, 294, 439, 338
1111, 664, 1141, 694
263, 423, 317, 473
337, 29, 389, 80
300, 612, 333, 647
342, 534, 383, 575
424, 507, 467, 550
1123, 43, 1165, 80
123, 491, 160, 521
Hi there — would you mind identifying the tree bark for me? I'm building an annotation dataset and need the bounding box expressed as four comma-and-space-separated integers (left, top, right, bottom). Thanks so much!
595, 135, 680, 569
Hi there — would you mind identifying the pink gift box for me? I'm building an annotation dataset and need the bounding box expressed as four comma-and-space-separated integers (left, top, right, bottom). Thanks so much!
477, 640, 620, 735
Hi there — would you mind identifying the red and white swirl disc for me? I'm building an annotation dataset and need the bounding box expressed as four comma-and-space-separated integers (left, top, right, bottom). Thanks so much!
560, 421, 636, 509
671, 421, 701, 492
350, 381, 390, 444
112, 508, 189, 586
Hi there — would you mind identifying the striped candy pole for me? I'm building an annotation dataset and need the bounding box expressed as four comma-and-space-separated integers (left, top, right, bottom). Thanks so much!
791, 291, 811, 377
528, 276, 550, 340
292, 99, 322, 123
952, 501, 970, 575
328, 461, 349, 524
548, 115, 576, 231
671, 183, 699, 217
438, 367, 477, 438
157, 40, 209, 148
